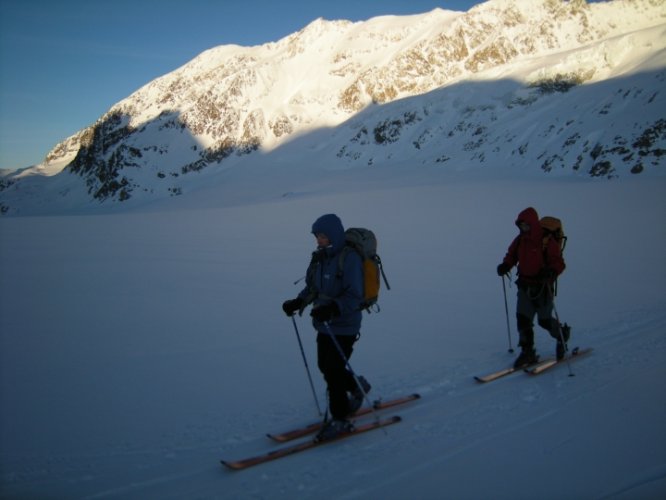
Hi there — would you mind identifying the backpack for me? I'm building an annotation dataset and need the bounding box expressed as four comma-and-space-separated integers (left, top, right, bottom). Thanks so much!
540, 216, 567, 294
540, 216, 567, 253
337, 228, 391, 312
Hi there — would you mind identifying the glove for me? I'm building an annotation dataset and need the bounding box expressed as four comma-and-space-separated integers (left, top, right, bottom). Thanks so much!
310, 302, 339, 323
497, 263, 511, 276
282, 298, 304, 317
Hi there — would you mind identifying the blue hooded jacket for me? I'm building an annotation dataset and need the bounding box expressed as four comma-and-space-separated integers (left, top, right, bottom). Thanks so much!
299, 214, 363, 335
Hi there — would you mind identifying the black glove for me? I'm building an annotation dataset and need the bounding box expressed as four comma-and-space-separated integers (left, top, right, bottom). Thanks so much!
310, 302, 339, 323
497, 263, 511, 276
282, 298, 304, 317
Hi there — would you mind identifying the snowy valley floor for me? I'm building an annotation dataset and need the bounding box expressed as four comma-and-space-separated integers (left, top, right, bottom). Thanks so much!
1, 175, 665, 499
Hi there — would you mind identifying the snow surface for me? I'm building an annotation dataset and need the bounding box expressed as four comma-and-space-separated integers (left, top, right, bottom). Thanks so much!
1, 166, 665, 499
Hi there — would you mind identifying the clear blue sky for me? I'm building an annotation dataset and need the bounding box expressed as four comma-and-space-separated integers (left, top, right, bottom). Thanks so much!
0, 0, 604, 170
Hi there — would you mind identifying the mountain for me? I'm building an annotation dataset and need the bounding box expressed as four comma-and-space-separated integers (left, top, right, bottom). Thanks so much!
1, 0, 665, 215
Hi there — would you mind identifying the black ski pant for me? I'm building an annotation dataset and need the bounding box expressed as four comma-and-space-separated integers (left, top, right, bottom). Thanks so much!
317, 332, 358, 420
516, 284, 559, 348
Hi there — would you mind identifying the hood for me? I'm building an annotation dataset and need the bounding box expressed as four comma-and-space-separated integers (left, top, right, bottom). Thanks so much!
515, 207, 542, 241
311, 213, 345, 254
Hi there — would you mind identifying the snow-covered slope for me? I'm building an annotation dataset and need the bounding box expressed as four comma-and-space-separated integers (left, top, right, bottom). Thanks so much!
1, 170, 665, 498
1, 2, 665, 497
1, 0, 664, 215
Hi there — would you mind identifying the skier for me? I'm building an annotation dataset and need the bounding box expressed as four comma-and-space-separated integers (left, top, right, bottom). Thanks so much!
282, 213, 371, 440
496, 207, 569, 368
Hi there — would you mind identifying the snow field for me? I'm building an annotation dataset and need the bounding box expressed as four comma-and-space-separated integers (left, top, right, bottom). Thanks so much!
1, 173, 665, 498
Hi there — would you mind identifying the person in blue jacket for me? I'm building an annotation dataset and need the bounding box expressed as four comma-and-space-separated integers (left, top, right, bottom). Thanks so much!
282, 213, 371, 440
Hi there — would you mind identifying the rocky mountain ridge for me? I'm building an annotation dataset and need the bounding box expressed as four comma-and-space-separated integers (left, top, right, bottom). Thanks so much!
1, 0, 664, 214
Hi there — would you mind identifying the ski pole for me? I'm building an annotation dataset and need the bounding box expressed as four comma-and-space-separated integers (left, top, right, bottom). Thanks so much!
322, 321, 385, 433
549, 287, 574, 377
501, 275, 514, 353
291, 316, 323, 416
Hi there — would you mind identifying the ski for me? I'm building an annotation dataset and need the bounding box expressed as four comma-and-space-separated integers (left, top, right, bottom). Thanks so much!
267, 393, 420, 443
474, 360, 541, 383
221, 415, 401, 471
525, 346, 593, 375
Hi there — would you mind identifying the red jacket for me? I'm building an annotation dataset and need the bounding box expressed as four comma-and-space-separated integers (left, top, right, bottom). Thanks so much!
502, 207, 565, 285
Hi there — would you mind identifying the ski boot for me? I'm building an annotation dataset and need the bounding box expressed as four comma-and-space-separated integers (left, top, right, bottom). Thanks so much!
556, 323, 571, 360
514, 347, 538, 369
348, 376, 371, 415
315, 419, 354, 442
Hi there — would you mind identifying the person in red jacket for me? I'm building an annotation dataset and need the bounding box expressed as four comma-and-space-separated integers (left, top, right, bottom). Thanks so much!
497, 207, 570, 367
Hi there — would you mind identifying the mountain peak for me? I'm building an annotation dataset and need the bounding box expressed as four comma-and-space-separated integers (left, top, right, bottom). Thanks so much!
1, 0, 664, 215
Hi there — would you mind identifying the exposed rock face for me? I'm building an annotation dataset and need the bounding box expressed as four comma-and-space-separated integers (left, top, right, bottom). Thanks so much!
1, 0, 664, 213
